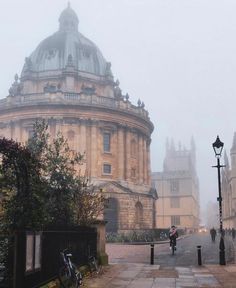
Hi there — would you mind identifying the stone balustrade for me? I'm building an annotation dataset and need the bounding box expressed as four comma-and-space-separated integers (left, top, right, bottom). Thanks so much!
0, 92, 150, 120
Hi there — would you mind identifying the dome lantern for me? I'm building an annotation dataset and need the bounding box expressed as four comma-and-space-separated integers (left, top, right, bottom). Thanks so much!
59, 2, 79, 32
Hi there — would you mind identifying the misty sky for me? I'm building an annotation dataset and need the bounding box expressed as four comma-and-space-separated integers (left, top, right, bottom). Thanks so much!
1, 0, 236, 216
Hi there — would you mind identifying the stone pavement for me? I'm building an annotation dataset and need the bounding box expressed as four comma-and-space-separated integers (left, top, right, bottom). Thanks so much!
83, 263, 236, 288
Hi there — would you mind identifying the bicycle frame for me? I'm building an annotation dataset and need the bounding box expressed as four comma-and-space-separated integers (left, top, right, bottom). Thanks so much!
59, 249, 82, 288
60, 251, 74, 277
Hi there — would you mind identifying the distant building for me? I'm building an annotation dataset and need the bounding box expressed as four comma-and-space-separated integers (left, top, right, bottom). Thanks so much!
222, 133, 236, 228
205, 201, 218, 229
152, 138, 200, 231
0, 4, 157, 233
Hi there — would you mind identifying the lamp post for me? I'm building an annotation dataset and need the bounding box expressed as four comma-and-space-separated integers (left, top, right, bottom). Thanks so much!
212, 135, 226, 265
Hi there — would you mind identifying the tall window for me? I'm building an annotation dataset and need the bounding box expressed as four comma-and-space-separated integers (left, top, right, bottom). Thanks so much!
103, 133, 111, 152
170, 180, 179, 194
104, 198, 119, 232
171, 215, 180, 226
170, 197, 180, 208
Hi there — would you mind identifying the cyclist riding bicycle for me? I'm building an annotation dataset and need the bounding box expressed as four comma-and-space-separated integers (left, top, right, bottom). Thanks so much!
169, 225, 178, 251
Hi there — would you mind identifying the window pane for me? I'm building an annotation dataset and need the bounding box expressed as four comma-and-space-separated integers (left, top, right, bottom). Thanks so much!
34, 234, 41, 269
170, 180, 179, 194
103, 164, 111, 174
103, 133, 110, 152
171, 215, 180, 226
26, 234, 34, 272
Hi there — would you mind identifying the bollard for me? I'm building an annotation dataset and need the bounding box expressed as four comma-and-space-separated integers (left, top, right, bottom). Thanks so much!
150, 243, 154, 265
197, 245, 202, 266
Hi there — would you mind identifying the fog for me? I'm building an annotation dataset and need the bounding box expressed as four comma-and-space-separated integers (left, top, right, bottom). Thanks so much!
1, 0, 236, 215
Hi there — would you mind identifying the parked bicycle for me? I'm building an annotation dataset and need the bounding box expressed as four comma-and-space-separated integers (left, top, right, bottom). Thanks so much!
87, 246, 99, 274
59, 249, 82, 288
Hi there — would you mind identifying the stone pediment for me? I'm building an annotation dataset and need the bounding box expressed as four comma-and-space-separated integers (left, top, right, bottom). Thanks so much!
97, 181, 156, 199
97, 181, 135, 195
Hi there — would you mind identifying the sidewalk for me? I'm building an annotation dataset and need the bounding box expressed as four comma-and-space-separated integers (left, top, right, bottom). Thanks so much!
83, 263, 236, 288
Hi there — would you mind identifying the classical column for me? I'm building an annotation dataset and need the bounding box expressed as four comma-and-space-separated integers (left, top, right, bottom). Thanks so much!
146, 140, 151, 185
80, 121, 87, 176
125, 128, 131, 180
138, 134, 144, 184
90, 122, 97, 178
49, 119, 56, 138
117, 125, 125, 180
54, 118, 62, 142
80, 120, 87, 155
13, 121, 21, 142
143, 137, 147, 184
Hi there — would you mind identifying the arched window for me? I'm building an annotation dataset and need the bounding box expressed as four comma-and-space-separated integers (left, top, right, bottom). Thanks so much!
104, 197, 119, 232
135, 201, 143, 228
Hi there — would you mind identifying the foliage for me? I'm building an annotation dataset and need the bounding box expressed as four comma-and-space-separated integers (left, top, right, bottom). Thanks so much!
106, 229, 170, 243
0, 138, 48, 231
27, 120, 105, 226
0, 120, 105, 231
73, 180, 105, 225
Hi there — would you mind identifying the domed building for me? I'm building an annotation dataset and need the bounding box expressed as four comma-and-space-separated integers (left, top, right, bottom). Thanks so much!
0, 4, 157, 233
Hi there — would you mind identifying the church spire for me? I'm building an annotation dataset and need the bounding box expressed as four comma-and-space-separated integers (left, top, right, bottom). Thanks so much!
231, 132, 236, 152
224, 150, 229, 170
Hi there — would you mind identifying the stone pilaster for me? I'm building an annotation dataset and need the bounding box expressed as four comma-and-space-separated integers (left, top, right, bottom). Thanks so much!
138, 135, 144, 184
143, 137, 147, 184
147, 140, 151, 185
117, 126, 125, 180
91, 122, 97, 178
125, 128, 131, 180
13, 121, 21, 142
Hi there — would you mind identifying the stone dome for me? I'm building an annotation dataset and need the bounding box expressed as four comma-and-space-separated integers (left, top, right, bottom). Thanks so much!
21, 4, 112, 78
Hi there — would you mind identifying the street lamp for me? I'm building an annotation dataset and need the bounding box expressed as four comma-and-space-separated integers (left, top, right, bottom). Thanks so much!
212, 135, 226, 265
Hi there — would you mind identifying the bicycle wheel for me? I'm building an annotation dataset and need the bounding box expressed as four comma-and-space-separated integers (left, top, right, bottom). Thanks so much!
171, 242, 175, 255
72, 264, 82, 288
89, 257, 99, 274
59, 266, 79, 288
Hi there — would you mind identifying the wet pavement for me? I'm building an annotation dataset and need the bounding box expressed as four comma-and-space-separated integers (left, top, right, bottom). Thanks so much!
83, 234, 236, 287
84, 262, 236, 287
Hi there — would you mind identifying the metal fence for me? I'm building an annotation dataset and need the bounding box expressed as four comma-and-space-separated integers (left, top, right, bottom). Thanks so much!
0, 226, 97, 288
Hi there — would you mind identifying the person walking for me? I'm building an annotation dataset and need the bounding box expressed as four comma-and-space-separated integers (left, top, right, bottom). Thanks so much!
232, 228, 235, 241
169, 225, 178, 250
210, 227, 217, 242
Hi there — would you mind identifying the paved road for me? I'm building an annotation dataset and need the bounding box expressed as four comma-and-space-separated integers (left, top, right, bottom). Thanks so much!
106, 233, 235, 267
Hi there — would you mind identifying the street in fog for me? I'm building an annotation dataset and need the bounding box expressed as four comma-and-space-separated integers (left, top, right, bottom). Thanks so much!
107, 234, 235, 267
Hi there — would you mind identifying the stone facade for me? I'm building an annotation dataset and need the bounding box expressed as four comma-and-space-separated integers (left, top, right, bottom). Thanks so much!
152, 139, 200, 231
222, 133, 236, 228
0, 5, 157, 233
